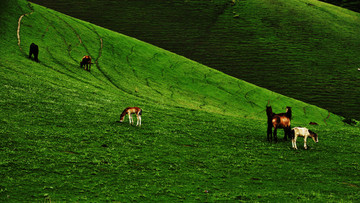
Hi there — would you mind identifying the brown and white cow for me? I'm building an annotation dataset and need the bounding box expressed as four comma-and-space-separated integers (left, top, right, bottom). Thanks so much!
291, 127, 318, 150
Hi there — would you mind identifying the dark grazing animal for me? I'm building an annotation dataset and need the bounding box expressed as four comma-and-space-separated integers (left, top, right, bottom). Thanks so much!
80, 55, 91, 71
266, 106, 292, 142
29, 43, 39, 62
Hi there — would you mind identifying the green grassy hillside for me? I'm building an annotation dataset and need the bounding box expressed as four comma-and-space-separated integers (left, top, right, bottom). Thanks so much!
31, 0, 360, 121
0, 0, 359, 201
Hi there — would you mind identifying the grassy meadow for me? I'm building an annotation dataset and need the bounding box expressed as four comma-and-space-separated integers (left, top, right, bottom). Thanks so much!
31, 0, 360, 121
0, 0, 359, 201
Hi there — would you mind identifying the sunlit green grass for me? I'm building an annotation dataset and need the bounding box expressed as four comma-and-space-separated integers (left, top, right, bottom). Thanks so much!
0, 0, 359, 201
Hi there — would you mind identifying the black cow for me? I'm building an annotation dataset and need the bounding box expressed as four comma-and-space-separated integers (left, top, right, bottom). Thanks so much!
29, 43, 39, 62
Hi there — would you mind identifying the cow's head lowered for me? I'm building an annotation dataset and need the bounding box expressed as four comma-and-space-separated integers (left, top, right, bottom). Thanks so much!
308, 130, 318, 143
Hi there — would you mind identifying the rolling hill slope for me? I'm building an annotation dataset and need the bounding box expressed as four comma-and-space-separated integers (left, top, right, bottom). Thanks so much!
30, 0, 360, 121
0, 0, 359, 201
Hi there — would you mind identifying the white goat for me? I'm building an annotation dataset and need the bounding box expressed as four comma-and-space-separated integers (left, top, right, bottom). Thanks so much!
291, 127, 318, 150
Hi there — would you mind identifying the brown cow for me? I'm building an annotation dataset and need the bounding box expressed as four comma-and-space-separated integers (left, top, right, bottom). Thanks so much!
80, 55, 91, 71
266, 106, 292, 142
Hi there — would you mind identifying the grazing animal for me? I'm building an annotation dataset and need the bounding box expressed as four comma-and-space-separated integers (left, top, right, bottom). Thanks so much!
291, 127, 318, 150
266, 106, 292, 142
80, 55, 91, 71
29, 43, 39, 62
119, 107, 142, 126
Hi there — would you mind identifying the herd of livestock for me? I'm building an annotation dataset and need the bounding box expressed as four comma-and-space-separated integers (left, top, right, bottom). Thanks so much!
28, 43, 318, 150
266, 106, 318, 149
29, 43, 92, 71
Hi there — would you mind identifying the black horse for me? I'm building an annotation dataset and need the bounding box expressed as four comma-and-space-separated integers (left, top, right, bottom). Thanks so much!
266, 106, 292, 142
29, 43, 39, 62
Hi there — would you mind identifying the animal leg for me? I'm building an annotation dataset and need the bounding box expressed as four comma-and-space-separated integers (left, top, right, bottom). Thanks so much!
267, 126, 272, 142
304, 136, 307, 149
34, 53, 38, 62
273, 128, 278, 142
288, 127, 292, 140
128, 114, 133, 125
284, 127, 290, 141
136, 115, 141, 126
293, 135, 298, 149
292, 136, 298, 149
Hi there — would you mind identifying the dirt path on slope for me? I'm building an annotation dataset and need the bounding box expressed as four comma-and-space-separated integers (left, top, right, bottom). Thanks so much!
17, 11, 34, 52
